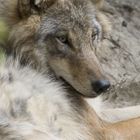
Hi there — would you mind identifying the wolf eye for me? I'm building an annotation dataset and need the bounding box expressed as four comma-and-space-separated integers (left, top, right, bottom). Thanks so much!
92, 33, 97, 41
57, 36, 69, 44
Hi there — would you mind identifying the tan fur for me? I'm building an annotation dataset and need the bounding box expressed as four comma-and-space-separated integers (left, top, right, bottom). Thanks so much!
91, 0, 104, 8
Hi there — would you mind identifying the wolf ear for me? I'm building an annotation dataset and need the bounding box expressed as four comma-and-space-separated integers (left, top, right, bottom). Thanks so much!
18, 0, 56, 18
90, 0, 104, 9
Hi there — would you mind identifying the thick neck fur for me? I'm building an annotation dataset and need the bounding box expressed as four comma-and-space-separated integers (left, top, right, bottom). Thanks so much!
0, 56, 105, 140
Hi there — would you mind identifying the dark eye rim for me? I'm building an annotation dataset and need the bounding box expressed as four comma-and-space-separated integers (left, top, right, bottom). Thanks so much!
92, 26, 100, 41
56, 36, 69, 44
92, 32, 98, 41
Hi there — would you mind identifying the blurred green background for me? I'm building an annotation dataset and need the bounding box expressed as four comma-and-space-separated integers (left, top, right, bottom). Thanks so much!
0, 20, 7, 61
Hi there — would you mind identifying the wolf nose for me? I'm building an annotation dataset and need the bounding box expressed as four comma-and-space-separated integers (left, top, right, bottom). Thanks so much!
92, 80, 110, 95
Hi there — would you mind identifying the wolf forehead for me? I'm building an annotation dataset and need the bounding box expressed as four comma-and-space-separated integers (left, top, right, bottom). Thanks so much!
38, 0, 101, 35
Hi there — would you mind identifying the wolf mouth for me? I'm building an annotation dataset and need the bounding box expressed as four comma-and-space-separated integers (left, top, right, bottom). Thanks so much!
59, 77, 98, 98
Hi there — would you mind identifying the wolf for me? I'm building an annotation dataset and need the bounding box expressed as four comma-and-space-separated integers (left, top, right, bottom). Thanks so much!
0, 0, 140, 139
0, 0, 111, 98
0, 0, 140, 123
0, 50, 139, 140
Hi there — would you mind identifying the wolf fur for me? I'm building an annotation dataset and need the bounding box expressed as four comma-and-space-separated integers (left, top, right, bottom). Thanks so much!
0, 0, 140, 124
0, 55, 92, 140
0, 53, 140, 140
2, 53, 128, 140
0, 0, 111, 98
0, 0, 140, 139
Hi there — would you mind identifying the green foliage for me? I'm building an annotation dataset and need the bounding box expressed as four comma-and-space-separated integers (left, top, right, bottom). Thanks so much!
0, 20, 7, 63
0, 47, 5, 64
0, 20, 8, 44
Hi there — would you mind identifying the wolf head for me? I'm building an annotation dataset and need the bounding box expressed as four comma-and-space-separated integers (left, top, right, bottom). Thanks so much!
6, 0, 111, 97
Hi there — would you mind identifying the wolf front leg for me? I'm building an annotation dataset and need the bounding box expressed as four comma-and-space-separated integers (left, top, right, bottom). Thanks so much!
103, 117, 140, 140
98, 105, 140, 123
